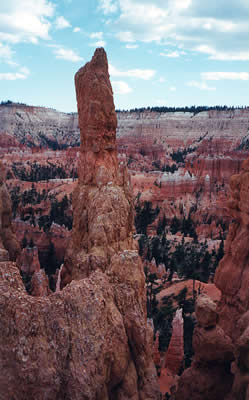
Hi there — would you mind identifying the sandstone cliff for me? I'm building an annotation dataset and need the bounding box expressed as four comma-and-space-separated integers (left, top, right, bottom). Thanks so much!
0, 49, 159, 399
175, 159, 249, 400
0, 104, 79, 149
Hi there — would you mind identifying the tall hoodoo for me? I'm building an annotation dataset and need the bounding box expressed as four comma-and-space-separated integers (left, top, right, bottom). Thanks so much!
60, 48, 160, 398
62, 48, 135, 284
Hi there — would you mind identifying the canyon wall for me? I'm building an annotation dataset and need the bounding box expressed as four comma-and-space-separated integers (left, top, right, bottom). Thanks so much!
2, 103, 249, 240
175, 159, 249, 400
0, 161, 20, 261
0, 104, 79, 149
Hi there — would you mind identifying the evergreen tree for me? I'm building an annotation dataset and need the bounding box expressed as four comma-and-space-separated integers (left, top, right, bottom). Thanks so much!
21, 236, 28, 249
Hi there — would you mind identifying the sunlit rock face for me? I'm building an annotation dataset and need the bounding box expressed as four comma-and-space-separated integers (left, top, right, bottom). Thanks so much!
60, 48, 160, 399
62, 48, 136, 285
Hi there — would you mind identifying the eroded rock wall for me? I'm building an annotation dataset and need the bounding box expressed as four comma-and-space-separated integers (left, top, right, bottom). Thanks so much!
0, 161, 20, 261
175, 159, 249, 400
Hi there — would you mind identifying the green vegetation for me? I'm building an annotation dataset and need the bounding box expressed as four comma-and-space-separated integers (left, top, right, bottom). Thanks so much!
135, 199, 226, 380
135, 196, 160, 235
116, 105, 249, 114
9, 184, 72, 231
152, 160, 178, 173
171, 147, 196, 164
11, 161, 78, 182
38, 195, 72, 231
170, 214, 197, 239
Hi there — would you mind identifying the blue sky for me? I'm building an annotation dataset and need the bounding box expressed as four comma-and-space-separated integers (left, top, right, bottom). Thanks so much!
1, 0, 249, 112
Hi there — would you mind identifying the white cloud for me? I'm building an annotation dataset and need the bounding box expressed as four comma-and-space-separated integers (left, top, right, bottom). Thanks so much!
103, 0, 249, 61
116, 31, 135, 43
0, 43, 17, 65
201, 72, 249, 81
0, 66, 30, 80
98, 0, 118, 14
73, 27, 81, 33
89, 32, 103, 40
109, 64, 156, 80
55, 16, 71, 30
195, 45, 249, 60
159, 77, 166, 83
112, 80, 132, 94
160, 51, 180, 58
125, 44, 138, 49
169, 86, 176, 91
53, 47, 83, 62
187, 80, 216, 91
0, 0, 55, 44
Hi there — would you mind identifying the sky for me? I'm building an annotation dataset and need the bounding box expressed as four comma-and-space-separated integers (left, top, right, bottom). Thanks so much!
1, 0, 249, 112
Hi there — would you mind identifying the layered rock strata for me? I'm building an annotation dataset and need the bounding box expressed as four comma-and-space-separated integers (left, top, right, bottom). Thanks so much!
175, 160, 249, 400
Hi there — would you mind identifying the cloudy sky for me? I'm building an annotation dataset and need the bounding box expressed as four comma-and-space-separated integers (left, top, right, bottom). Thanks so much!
1, 0, 249, 112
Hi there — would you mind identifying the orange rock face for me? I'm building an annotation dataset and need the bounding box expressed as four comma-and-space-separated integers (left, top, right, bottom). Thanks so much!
215, 159, 249, 338
175, 161, 249, 400
61, 47, 159, 399
163, 309, 184, 376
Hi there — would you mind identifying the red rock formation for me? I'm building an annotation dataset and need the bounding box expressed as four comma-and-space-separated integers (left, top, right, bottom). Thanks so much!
62, 48, 136, 285
14, 220, 70, 270
16, 246, 51, 297
61, 47, 159, 398
0, 49, 159, 399
215, 158, 249, 338
163, 309, 184, 376
175, 295, 234, 400
175, 160, 249, 400
17, 246, 40, 275
0, 261, 153, 399
30, 268, 51, 297
0, 161, 20, 261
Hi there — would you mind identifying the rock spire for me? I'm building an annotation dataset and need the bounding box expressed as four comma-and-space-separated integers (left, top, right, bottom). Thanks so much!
0, 49, 159, 399
62, 48, 135, 285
